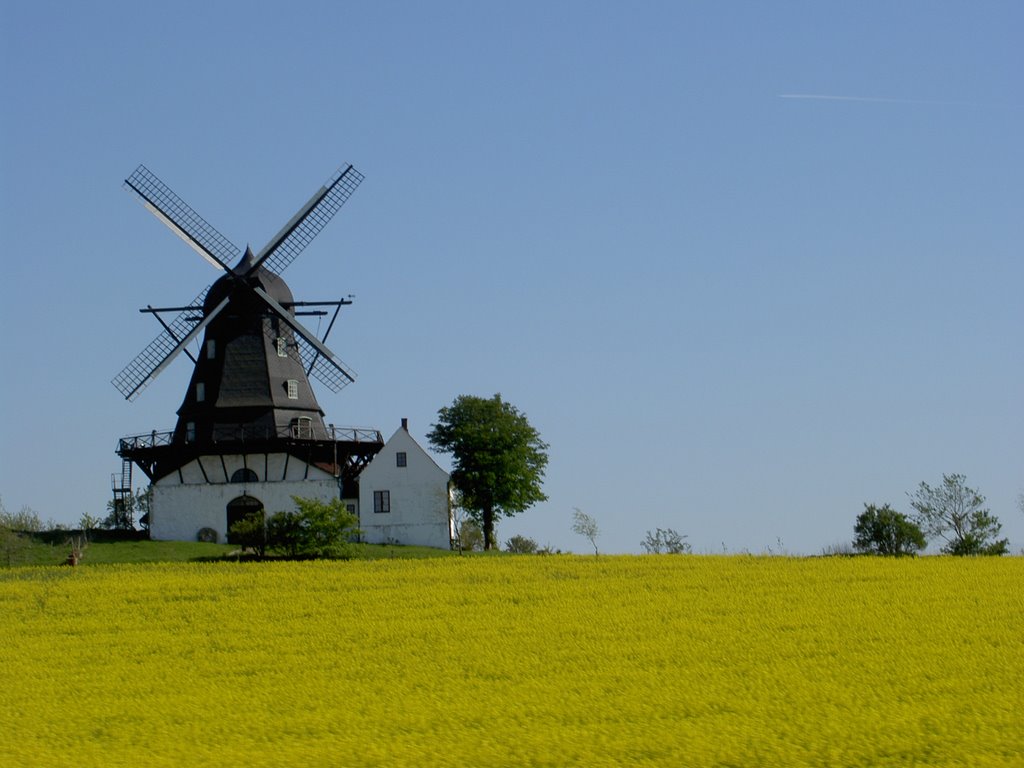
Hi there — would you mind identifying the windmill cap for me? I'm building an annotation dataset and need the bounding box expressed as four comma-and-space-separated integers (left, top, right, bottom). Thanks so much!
235, 245, 256, 272
203, 249, 295, 315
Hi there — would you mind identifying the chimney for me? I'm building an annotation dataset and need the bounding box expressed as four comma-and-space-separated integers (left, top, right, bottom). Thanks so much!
401, 417, 408, 431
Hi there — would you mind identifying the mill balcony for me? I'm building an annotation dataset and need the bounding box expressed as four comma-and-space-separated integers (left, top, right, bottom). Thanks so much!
117, 425, 385, 482
117, 425, 383, 452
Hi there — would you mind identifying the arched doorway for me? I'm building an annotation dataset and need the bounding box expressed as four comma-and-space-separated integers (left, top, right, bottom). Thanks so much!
226, 494, 264, 541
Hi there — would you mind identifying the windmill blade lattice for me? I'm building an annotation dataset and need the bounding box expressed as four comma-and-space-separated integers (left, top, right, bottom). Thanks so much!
259, 322, 355, 393
125, 165, 242, 271
297, 337, 357, 392
112, 287, 209, 400
254, 165, 364, 277
252, 285, 358, 393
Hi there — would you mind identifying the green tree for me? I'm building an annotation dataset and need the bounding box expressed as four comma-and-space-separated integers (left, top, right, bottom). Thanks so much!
455, 519, 485, 552
505, 534, 539, 554
78, 513, 103, 534
266, 496, 361, 559
571, 508, 600, 555
103, 486, 150, 531
641, 528, 692, 554
0, 498, 43, 532
853, 503, 925, 556
427, 394, 549, 550
909, 474, 1008, 556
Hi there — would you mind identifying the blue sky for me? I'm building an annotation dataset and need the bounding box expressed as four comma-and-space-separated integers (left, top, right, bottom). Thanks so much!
2, 1, 1021, 553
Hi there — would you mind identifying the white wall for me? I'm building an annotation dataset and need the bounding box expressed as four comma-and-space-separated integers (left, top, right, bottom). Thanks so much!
359, 426, 451, 549
150, 452, 346, 542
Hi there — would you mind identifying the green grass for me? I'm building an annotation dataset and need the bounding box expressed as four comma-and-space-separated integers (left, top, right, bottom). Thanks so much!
1, 533, 236, 567
0, 531, 472, 568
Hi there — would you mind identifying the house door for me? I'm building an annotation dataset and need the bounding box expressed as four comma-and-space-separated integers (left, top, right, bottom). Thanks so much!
226, 495, 264, 540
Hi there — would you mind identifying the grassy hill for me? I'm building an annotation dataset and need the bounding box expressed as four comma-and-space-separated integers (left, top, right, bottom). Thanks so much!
1, 529, 464, 568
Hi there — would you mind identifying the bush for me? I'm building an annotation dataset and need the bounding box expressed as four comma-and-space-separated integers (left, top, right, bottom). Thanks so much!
505, 534, 539, 554
0, 500, 43, 533
266, 497, 361, 559
453, 519, 485, 553
228, 511, 267, 558
266, 511, 302, 557
641, 528, 691, 554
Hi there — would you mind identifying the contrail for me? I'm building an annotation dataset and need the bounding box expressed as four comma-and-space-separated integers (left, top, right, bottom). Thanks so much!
779, 93, 1006, 108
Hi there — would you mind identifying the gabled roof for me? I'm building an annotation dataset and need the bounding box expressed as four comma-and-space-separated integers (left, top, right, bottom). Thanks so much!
360, 419, 449, 479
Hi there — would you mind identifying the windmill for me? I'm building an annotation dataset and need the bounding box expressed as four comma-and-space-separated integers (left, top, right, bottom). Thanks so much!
112, 164, 384, 540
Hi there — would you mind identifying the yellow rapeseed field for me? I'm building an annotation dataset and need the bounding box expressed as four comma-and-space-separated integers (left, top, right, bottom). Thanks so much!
1, 556, 1021, 767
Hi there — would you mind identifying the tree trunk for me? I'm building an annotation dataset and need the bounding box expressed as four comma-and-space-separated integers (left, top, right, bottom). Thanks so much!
483, 506, 494, 551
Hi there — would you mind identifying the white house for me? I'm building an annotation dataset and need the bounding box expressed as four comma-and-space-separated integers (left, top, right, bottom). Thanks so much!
358, 419, 452, 549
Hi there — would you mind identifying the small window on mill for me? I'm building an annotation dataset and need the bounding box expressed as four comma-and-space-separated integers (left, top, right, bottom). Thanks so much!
396, 452, 407, 468
231, 468, 258, 483
287, 379, 298, 399
291, 417, 313, 439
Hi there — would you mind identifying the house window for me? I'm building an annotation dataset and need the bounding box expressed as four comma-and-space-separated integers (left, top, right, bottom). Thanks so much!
196, 382, 205, 402
396, 451, 407, 468
287, 379, 298, 399
206, 340, 216, 359
185, 422, 196, 443
346, 503, 356, 514
373, 490, 390, 514
277, 337, 288, 357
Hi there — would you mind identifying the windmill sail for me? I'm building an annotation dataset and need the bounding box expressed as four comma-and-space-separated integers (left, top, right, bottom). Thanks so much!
252, 165, 364, 277
252, 285, 357, 391
125, 165, 242, 271
298, 338, 358, 393
112, 287, 210, 400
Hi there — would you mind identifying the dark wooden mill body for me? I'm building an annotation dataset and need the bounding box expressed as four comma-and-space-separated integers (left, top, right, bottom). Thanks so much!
111, 165, 382, 527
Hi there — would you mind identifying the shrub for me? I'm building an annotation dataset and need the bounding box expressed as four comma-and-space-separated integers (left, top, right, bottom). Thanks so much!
505, 534, 539, 554
266, 497, 361, 559
228, 511, 267, 559
453, 520, 485, 553
0, 501, 43, 533
641, 528, 691, 554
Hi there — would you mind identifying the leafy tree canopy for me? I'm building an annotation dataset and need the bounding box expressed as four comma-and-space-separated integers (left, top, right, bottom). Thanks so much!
909, 474, 1008, 556
853, 503, 925, 556
428, 394, 548, 550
